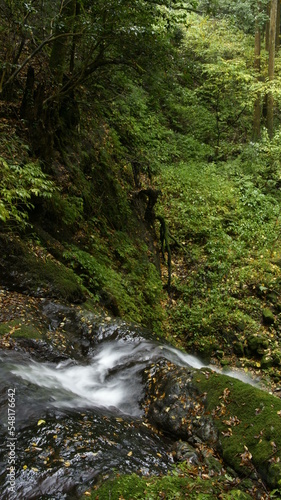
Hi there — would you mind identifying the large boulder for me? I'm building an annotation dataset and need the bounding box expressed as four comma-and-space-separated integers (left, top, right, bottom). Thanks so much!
142, 360, 281, 489
142, 360, 219, 446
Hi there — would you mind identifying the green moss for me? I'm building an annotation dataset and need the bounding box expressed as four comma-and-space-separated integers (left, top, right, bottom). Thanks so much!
88, 471, 252, 499
247, 334, 269, 356
193, 370, 281, 487
0, 320, 42, 339
23, 253, 85, 302
262, 307, 275, 325
63, 242, 164, 332
0, 234, 85, 303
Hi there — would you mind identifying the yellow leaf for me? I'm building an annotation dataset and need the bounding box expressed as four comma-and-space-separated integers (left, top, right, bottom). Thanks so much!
127, 451, 133, 456
37, 419, 46, 426
23, 465, 28, 470
31, 467, 39, 472
64, 461, 71, 467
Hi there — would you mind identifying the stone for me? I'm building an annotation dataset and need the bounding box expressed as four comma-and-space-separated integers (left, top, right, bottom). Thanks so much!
262, 308, 275, 325
142, 360, 219, 446
247, 334, 269, 355
171, 441, 199, 464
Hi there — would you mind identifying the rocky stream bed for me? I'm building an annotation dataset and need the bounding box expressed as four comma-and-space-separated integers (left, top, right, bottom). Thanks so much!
0, 290, 281, 499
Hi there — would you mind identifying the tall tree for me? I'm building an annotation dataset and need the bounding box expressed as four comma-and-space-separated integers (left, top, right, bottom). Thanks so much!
276, 0, 281, 50
267, 0, 278, 137
49, 0, 77, 85
253, 3, 262, 140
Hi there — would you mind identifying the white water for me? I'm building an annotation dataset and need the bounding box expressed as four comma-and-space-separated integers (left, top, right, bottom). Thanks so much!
162, 345, 260, 385
10, 339, 259, 416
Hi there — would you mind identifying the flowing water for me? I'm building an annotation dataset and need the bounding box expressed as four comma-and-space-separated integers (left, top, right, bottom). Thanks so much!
0, 316, 260, 499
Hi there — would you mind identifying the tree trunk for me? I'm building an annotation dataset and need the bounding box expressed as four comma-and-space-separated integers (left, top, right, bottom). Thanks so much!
253, 21, 262, 140
265, 1, 271, 50
276, 0, 281, 50
267, 0, 278, 138
49, 0, 77, 85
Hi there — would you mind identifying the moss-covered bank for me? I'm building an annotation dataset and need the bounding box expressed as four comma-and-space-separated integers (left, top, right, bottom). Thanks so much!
194, 370, 281, 488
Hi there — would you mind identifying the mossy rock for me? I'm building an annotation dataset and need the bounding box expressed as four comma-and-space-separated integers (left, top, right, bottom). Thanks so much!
261, 354, 274, 368
262, 307, 275, 325
193, 370, 281, 488
0, 321, 42, 340
0, 233, 85, 303
247, 334, 269, 355
221, 358, 231, 367
233, 341, 244, 356
272, 350, 281, 367
23, 254, 85, 302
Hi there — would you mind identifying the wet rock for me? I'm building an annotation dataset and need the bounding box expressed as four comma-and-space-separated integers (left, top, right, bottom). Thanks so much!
15, 338, 69, 363
171, 441, 199, 464
142, 360, 219, 446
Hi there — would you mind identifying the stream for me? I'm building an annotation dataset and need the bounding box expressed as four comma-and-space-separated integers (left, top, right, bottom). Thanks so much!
0, 312, 260, 499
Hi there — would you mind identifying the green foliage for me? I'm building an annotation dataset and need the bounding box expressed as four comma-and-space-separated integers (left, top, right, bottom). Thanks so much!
182, 14, 255, 153
0, 156, 56, 226
157, 159, 281, 367
198, 0, 269, 33
47, 193, 84, 227
63, 239, 164, 332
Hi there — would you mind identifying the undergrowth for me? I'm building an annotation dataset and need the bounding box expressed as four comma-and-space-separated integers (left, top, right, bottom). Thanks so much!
156, 149, 281, 381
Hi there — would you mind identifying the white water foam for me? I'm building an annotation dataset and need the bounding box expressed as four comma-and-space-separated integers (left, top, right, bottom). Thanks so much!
11, 341, 161, 415
11, 339, 259, 416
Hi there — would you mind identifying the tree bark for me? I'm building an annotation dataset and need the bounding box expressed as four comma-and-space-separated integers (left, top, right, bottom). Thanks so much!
253, 20, 262, 140
276, 0, 281, 50
265, 1, 271, 50
267, 0, 278, 138
49, 0, 77, 85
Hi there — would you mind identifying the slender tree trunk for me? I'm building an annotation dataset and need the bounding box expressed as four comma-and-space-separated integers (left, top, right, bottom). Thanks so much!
253, 20, 262, 140
276, 0, 281, 50
69, 1, 81, 73
265, 1, 271, 50
267, 0, 278, 137
49, 0, 76, 85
